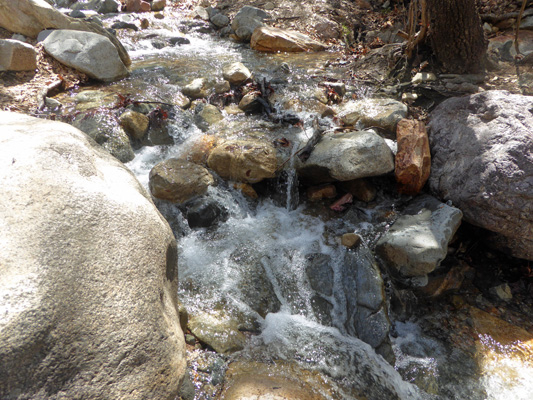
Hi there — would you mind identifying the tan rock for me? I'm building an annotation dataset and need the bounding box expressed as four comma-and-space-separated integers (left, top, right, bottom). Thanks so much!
251, 26, 328, 52
221, 361, 332, 400
119, 110, 149, 140
207, 139, 277, 183
222, 62, 251, 85
149, 158, 214, 204
307, 184, 337, 201
232, 182, 258, 199
185, 134, 218, 165
395, 119, 431, 195
188, 312, 247, 354
339, 178, 377, 202
341, 233, 362, 248
0, 39, 37, 71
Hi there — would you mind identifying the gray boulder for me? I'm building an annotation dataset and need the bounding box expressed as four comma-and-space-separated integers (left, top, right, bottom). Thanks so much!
376, 195, 463, 278
231, 6, 270, 42
71, 0, 120, 14
211, 12, 230, 28
43, 30, 129, 82
0, 39, 37, 71
0, 111, 187, 400
428, 90, 533, 260
0, 0, 131, 67
296, 130, 395, 183
72, 112, 134, 162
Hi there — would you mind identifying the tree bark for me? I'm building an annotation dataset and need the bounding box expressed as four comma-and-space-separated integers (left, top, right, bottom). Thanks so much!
427, 0, 487, 73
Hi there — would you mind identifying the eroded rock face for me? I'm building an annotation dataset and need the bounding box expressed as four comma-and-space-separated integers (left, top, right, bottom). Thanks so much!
43, 29, 129, 82
149, 158, 215, 204
251, 26, 328, 52
428, 90, 533, 260
207, 139, 277, 184
296, 130, 394, 183
0, 111, 186, 400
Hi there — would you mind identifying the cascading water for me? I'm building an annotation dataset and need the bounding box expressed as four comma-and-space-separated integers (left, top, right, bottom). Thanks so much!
52, 8, 533, 400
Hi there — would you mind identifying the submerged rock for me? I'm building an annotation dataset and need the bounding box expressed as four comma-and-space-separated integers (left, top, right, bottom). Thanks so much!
183, 196, 228, 229
296, 130, 395, 183
0, 112, 186, 400
251, 26, 328, 52
72, 112, 134, 162
43, 30, 129, 82
119, 110, 149, 140
149, 158, 215, 204
429, 90, 533, 260
376, 195, 463, 278
188, 312, 247, 354
194, 103, 224, 132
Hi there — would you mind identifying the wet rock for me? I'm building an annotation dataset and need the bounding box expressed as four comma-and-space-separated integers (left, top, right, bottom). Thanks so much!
151, 0, 166, 12
194, 103, 223, 132
339, 98, 408, 133
211, 12, 230, 28
119, 110, 149, 140
149, 158, 214, 204
214, 80, 231, 94
296, 130, 395, 183
71, 0, 120, 14
183, 134, 218, 165
376, 195, 463, 278
395, 119, 431, 195
429, 90, 533, 260
72, 112, 134, 163
338, 178, 377, 202
207, 139, 277, 184
231, 6, 270, 42
232, 182, 258, 198
307, 184, 337, 201
183, 196, 228, 229
238, 92, 262, 112
0, 39, 37, 71
43, 30, 128, 82
221, 361, 333, 400
222, 62, 252, 85
125, 0, 151, 12
417, 263, 471, 298
168, 36, 191, 46
182, 77, 209, 99
251, 26, 328, 52
305, 253, 334, 297
0, 112, 186, 400
411, 72, 437, 84
188, 312, 247, 353
323, 81, 346, 98
341, 233, 362, 248
111, 21, 139, 31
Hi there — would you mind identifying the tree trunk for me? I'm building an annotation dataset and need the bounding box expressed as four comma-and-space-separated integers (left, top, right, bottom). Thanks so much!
427, 0, 487, 73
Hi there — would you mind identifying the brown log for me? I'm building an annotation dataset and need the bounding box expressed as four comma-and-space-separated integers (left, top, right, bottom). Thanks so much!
395, 119, 431, 195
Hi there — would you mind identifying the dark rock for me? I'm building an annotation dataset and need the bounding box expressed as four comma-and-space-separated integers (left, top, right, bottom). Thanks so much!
184, 196, 229, 229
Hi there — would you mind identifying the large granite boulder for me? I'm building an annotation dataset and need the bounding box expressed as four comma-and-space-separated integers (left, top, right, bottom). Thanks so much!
376, 195, 463, 278
0, 112, 187, 399
296, 130, 395, 183
251, 26, 328, 53
43, 30, 129, 82
428, 90, 533, 260
0, 0, 131, 66
0, 39, 37, 71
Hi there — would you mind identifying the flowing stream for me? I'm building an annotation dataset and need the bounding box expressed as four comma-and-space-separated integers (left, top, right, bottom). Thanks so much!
53, 9, 533, 400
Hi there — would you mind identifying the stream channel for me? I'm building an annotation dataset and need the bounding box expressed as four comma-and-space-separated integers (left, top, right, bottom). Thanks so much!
52, 8, 532, 400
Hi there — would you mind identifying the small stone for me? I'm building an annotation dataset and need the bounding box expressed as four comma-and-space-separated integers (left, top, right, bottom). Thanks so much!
119, 110, 149, 140
306, 184, 337, 201
412, 72, 437, 84
214, 80, 231, 94
154, 13, 164, 19
182, 78, 208, 99
341, 233, 362, 248
151, 0, 166, 12
489, 283, 513, 301
211, 13, 230, 28
185, 334, 196, 345
222, 62, 252, 85
140, 18, 149, 29
238, 92, 261, 112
